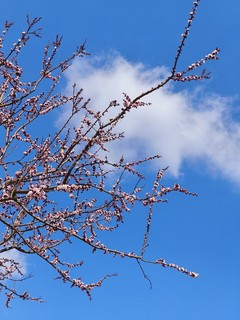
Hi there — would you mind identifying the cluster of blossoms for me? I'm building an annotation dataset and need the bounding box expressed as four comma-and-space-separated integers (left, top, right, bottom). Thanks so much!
0, 0, 219, 307
173, 48, 220, 82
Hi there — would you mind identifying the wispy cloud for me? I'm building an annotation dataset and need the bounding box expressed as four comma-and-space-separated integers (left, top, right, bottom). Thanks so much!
63, 53, 240, 184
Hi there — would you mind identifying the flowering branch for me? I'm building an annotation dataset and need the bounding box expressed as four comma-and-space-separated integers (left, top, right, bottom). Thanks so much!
0, 1, 218, 307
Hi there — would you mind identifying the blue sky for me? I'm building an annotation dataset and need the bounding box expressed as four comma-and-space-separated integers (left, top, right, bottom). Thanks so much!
1, 1, 240, 319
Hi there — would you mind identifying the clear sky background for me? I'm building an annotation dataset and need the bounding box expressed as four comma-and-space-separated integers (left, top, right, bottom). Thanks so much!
0, 0, 240, 319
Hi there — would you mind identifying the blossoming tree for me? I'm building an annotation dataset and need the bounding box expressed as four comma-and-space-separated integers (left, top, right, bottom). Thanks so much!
0, 0, 219, 307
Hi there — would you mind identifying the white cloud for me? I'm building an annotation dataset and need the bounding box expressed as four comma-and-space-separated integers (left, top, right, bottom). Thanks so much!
0, 249, 27, 278
63, 53, 240, 184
